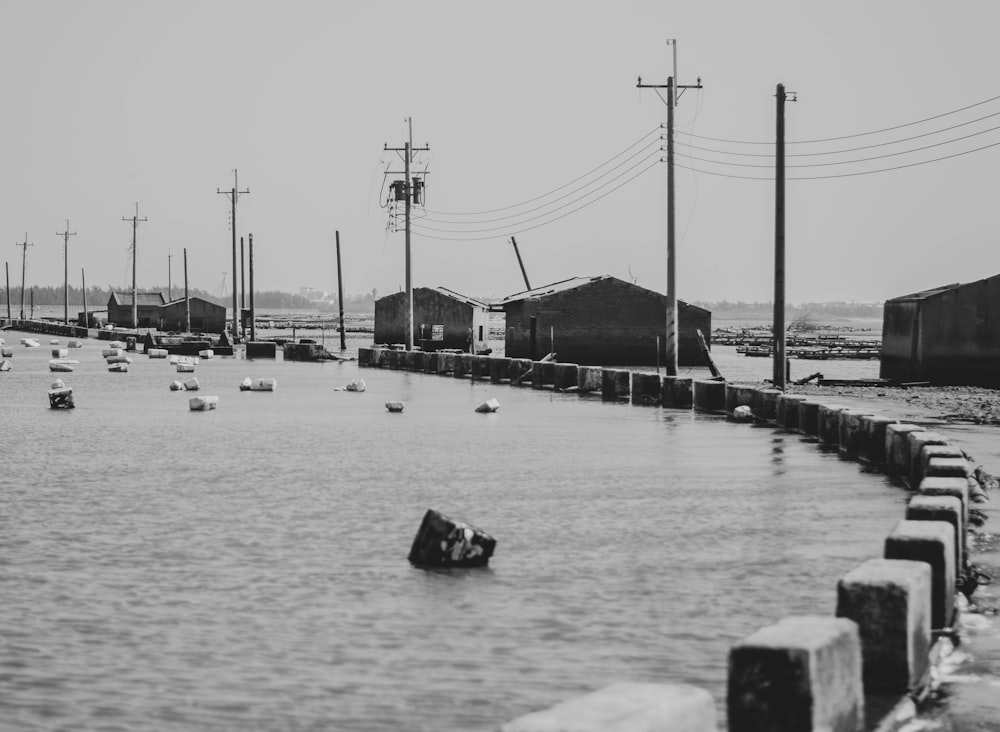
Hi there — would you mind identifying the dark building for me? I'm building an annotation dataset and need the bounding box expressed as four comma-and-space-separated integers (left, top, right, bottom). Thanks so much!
374, 287, 489, 352
107, 292, 166, 328
161, 297, 227, 334
498, 275, 711, 366
880, 274, 1000, 386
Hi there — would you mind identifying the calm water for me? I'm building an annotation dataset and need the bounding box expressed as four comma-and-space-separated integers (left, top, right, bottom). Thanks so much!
1, 329, 912, 731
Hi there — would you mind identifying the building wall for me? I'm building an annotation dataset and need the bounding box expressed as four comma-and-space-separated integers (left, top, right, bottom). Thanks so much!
161, 299, 227, 333
374, 289, 480, 351
880, 277, 1000, 386
503, 278, 710, 366
107, 303, 162, 328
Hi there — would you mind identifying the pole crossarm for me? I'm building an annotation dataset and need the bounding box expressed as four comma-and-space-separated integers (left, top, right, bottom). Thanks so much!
122, 204, 147, 330
217, 169, 249, 339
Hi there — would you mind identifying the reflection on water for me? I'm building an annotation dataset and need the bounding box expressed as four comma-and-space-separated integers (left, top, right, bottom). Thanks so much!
0, 333, 909, 731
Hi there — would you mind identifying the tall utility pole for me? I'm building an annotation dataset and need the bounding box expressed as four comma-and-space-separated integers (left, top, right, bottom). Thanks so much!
637, 39, 702, 376
56, 220, 77, 325
168, 250, 173, 301
240, 235, 246, 340
249, 233, 256, 342
15, 234, 33, 320
773, 83, 796, 390
335, 230, 346, 351
5, 261, 11, 320
384, 118, 429, 350
184, 249, 191, 334
217, 169, 249, 340
122, 203, 147, 329
509, 236, 531, 290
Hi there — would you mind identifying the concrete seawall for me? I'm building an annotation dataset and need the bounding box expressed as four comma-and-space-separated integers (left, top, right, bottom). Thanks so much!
359, 349, 990, 731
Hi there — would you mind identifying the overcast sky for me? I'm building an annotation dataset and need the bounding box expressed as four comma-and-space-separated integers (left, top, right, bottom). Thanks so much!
2, 1, 998, 305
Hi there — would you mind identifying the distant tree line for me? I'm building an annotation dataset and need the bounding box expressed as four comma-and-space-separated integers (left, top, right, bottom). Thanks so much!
694, 300, 884, 318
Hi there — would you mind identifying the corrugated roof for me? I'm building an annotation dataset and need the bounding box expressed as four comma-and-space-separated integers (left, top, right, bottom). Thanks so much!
433, 286, 488, 308
110, 291, 166, 306
497, 276, 606, 305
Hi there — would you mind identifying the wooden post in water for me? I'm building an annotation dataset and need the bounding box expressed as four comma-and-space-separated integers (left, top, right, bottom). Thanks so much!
336, 230, 346, 351
5, 261, 10, 321
773, 83, 789, 391
184, 248, 191, 334
81, 269, 88, 329
249, 233, 256, 342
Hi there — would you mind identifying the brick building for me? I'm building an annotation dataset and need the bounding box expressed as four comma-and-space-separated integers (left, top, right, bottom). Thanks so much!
498, 275, 710, 366
880, 274, 1000, 386
374, 287, 489, 352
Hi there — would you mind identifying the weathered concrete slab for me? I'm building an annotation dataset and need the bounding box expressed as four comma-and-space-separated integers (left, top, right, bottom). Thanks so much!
662, 376, 693, 409
471, 355, 491, 380
777, 394, 807, 429
728, 615, 863, 732
835, 558, 932, 694
499, 682, 716, 732
357, 347, 374, 367
798, 400, 822, 437
906, 494, 965, 571
817, 404, 846, 446
885, 424, 926, 477
423, 351, 439, 374
602, 370, 630, 401
693, 380, 725, 413
884, 520, 956, 630
577, 366, 603, 393
906, 431, 949, 487
725, 384, 756, 416
631, 372, 662, 406
752, 388, 781, 423
925, 456, 972, 480
453, 353, 472, 377
531, 360, 555, 389
552, 363, 578, 390
838, 408, 875, 459
918, 476, 969, 532
489, 357, 511, 383
858, 415, 898, 466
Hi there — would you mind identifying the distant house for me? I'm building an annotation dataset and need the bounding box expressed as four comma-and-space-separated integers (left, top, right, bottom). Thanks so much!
374, 287, 489, 352
880, 274, 1000, 386
498, 275, 711, 366
107, 292, 166, 328
161, 297, 227, 334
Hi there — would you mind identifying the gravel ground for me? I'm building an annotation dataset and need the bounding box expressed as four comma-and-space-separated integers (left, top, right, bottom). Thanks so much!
787, 384, 1000, 425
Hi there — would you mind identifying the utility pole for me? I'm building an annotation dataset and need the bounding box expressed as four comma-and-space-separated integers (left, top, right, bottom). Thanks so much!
240, 235, 246, 340
637, 39, 702, 376
509, 236, 531, 290
15, 234, 33, 320
168, 250, 173, 301
184, 249, 191, 334
122, 203, 147, 329
249, 233, 256, 342
217, 169, 249, 340
56, 220, 77, 325
773, 83, 796, 390
5, 261, 11, 321
81, 268, 88, 328
384, 118, 429, 350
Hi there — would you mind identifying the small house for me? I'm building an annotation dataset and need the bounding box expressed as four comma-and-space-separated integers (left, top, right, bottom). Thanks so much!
107, 292, 166, 328
160, 297, 227, 334
880, 274, 1000, 386
498, 276, 711, 366
374, 287, 489, 352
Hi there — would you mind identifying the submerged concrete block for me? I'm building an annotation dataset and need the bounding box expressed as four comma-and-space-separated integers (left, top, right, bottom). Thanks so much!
374, 348, 390, 368
925, 456, 972, 480
552, 362, 578, 390
918, 476, 969, 530
631, 372, 662, 406
858, 415, 897, 466
470, 355, 491, 380
838, 409, 874, 459
728, 616, 863, 732
693, 379, 725, 413
386, 349, 402, 369
531, 360, 555, 389
499, 682, 716, 732
884, 520, 956, 630
885, 424, 926, 477
920, 445, 966, 477
752, 388, 781, 423
725, 384, 755, 416
453, 354, 472, 378
602, 370, 630, 401
798, 400, 822, 437
817, 404, 846, 446
423, 352, 439, 374
906, 431, 949, 487
577, 366, 603, 393
409, 350, 426, 371
489, 357, 510, 383
437, 352, 456, 374
907, 495, 965, 571
662, 376, 693, 409
407, 509, 496, 568
509, 358, 533, 385
776, 394, 806, 429
835, 559, 932, 694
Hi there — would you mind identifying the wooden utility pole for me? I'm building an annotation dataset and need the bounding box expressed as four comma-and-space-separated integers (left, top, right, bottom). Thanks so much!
637, 40, 702, 376
384, 118, 429, 350
773, 83, 796, 390
56, 220, 77, 325
240, 235, 246, 340
6, 261, 11, 320
15, 234, 33, 320
249, 233, 256, 342
336, 230, 346, 351
509, 236, 531, 290
168, 251, 173, 301
81, 268, 88, 328
122, 204, 147, 329
184, 248, 191, 334
217, 169, 249, 340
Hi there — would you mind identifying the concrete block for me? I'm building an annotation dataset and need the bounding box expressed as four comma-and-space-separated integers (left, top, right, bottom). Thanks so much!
470, 355, 491, 380
531, 360, 555, 389
499, 682, 716, 732
925, 456, 972, 480
728, 616, 863, 732
917, 476, 969, 531
631, 372, 662, 405
577, 366, 603, 393
387, 349, 402, 369
817, 404, 846, 446
602, 370, 630, 401
798, 400, 822, 437
407, 509, 496, 568
552, 363, 578, 390
906, 495, 964, 572
884, 424, 926, 477
906, 431, 949, 487
920, 446, 967, 480
858, 416, 897, 466
662, 376, 693, 409
838, 409, 875, 459
423, 352, 439, 374
884, 520, 956, 630
453, 354, 472, 378
693, 379, 725, 413
509, 358, 533, 385
437, 352, 456, 374
752, 388, 781, 423
357, 347, 374, 367
489, 357, 510, 383
725, 384, 756, 415
375, 348, 390, 368
409, 350, 426, 371
835, 559, 932, 694
776, 394, 807, 429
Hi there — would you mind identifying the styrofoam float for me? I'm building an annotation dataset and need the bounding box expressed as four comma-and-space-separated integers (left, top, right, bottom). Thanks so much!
148, 348, 168, 358
189, 395, 218, 411
52, 348, 68, 358
49, 359, 78, 372
239, 377, 276, 392
169, 380, 184, 391
48, 386, 75, 409
108, 363, 129, 373
475, 398, 500, 413
183, 378, 200, 391
177, 363, 196, 373
385, 401, 405, 413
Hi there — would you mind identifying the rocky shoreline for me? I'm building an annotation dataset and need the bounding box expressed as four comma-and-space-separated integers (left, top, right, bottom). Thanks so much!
788, 383, 1000, 425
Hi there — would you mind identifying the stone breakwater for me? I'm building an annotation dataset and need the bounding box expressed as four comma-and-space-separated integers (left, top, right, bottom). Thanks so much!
359, 348, 995, 732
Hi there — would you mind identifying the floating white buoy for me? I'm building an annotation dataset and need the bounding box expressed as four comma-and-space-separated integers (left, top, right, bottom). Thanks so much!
385, 401, 405, 413
732, 405, 753, 422
107, 354, 132, 364
67, 340, 82, 349
49, 359, 77, 372
0, 348, 12, 357
148, 348, 168, 358
183, 377, 200, 391
48, 386, 75, 409
198, 349, 214, 359
50, 339, 60, 345
51, 348, 69, 358
344, 378, 367, 392
169, 380, 184, 391
51, 379, 65, 389
109, 341, 126, 349
240, 377, 276, 392
108, 362, 129, 373
0, 360, 11, 372
102, 348, 123, 358
189, 395, 218, 411
475, 398, 500, 413
177, 362, 196, 373
23, 339, 40, 348
239, 377, 253, 391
